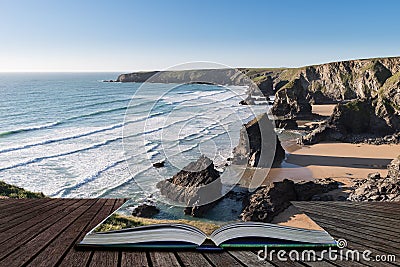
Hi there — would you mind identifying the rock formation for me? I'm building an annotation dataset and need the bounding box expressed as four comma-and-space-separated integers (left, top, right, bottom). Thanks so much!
301, 94, 400, 145
274, 119, 298, 130
115, 57, 400, 114
268, 58, 398, 116
153, 161, 165, 168
117, 69, 249, 86
240, 179, 339, 222
156, 155, 222, 217
348, 156, 400, 201
270, 76, 312, 118
132, 204, 160, 218
232, 113, 285, 168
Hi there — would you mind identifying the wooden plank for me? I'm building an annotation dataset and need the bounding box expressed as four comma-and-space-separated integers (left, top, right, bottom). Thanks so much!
0, 198, 47, 215
121, 251, 148, 267
309, 226, 397, 267
0, 199, 82, 260
325, 201, 400, 212
307, 202, 400, 220
294, 203, 400, 237
177, 252, 212, 267
228, 250, 274, 267
202, 252, 243, 267
296, 210, 400, 245
0, 199, 30, 209
294, 202, 400, 223
88, 251, 119, 267
0, 199, 79, 245
59, 199, 118, 267
0, 198, 57, 220
149, 252, 181, 267
0, 198, 65, 232
25, 199, 107, 267
0, 199, 96, 267
0, 198, 60, 223
295, 204, 400, 237
301, 210, 400, 255
293, 202, 400, 233
88, 199, 125, 267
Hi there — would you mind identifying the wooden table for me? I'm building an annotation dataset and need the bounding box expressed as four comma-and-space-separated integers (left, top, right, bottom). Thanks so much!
0, 198, 398, 266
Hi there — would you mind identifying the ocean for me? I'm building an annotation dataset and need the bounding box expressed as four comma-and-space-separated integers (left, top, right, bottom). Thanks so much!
0, 72, 267, 213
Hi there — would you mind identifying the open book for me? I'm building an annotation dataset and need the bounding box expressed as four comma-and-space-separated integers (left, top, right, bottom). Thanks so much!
78, 200, 336, 249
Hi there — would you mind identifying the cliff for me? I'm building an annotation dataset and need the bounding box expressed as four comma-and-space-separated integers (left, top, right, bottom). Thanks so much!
116, 69, 249, 86
116, 57, 400, 118
269, 57, 400, 117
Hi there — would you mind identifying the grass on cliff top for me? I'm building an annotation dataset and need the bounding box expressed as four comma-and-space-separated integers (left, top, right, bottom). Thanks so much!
380, 71, 400, 92
95, 214, 221, 235
0, 180, 46, 199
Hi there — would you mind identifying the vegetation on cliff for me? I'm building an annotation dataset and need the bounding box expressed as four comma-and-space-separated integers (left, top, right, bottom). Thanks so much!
0, 180, 46, 199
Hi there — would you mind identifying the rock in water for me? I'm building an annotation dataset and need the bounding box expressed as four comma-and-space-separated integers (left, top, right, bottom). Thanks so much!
232, 113, 285, 168
132, 204, 160, 218
156, 155, 222, 217
348, 156, 400, 201
240, 179, 339, 222
153, 161, 165, 168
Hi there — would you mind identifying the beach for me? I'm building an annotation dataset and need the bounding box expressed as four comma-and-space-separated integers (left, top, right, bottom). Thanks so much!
277, 142, 400, 180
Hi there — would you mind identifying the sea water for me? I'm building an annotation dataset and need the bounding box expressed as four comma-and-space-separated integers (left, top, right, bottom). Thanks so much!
0, 72, 267, 215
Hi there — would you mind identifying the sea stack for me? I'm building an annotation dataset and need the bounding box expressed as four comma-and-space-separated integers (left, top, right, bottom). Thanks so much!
232, 113, 285, 168
156, 155, 222, 217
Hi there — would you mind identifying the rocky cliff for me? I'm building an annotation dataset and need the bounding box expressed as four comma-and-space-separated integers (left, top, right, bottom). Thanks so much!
300, 83, 400, 144
232, 113, 285, 168
267, 57, 400, 118
348, 156, 400, 201
117, 69, 249, 86
116, 57, 400, 118
240, 179, 339, 222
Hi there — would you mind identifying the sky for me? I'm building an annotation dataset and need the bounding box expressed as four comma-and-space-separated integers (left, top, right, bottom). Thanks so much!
0, 0, 399, 72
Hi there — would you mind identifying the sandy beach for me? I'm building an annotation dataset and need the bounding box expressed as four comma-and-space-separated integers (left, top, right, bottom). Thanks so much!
312, 104, 336, 117
265, 142, 400, 183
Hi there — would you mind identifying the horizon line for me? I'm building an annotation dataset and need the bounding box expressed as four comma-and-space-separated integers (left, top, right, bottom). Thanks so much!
1, 55, 399, 73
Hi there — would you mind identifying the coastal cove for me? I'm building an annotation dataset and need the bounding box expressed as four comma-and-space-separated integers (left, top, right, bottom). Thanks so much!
1, 56, 400, 225
0, 73, 267, 215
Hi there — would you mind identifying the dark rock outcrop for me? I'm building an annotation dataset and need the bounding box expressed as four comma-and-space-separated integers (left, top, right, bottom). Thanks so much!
117, 69, 249, 86
348, 156, 400, 201
153, 161, 165, 168
271, 77, 312, 118
275, 119, 298, 130
301, 94, 400, 145
156, 155, 222, 217
241, 179, 296, 222
232, 113, 285, 168
240, 178, 339, 222
132, 204, 160, 218
239, 96, 255, 105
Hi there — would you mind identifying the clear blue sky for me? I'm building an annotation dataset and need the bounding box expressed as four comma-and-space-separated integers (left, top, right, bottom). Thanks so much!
1, 0, 399, 72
